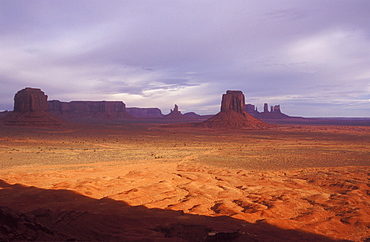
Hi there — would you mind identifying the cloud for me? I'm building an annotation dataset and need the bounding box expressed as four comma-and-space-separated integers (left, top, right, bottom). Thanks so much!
0, 1, 369, 116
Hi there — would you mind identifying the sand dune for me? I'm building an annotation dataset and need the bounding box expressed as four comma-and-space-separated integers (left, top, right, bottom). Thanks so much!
0, 123, 369, 241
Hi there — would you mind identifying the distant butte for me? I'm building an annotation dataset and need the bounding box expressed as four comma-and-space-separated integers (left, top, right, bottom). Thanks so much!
0, 87, 294, 125
165, 104, 184, 119
126, 107, 164, 118
1, 88, 63, 126
200, 90, 270, 129
48, 100, 134, 120
245, 103, 291, 119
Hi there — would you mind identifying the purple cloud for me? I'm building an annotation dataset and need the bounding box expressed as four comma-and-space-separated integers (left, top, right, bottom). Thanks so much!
0, 0, 369, 116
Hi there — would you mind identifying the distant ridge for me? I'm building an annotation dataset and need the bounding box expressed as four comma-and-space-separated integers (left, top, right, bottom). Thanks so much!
48, 100, 134, 120
245, 103, 291, 119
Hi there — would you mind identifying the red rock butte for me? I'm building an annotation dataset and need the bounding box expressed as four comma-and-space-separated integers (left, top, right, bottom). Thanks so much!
201, 90, 270, 129
48, 100, 133, 120
14, 87, 49, 112
1, 87, 63, 126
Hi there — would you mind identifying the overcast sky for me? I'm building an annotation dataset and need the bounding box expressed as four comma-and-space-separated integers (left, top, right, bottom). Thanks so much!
1, 0, 369, 117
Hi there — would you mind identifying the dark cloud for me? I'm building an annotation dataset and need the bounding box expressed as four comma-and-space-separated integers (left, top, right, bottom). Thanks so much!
0, 0, 369, 116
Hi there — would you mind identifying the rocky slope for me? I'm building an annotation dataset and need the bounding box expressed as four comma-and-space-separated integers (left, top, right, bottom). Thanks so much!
201, 91, 270, 129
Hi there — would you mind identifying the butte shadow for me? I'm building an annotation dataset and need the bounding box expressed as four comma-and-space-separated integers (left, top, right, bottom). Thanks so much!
0, 180, 344, 241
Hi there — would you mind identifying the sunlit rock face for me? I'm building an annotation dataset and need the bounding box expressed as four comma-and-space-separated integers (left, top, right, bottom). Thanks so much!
220, 90, 245, 114
201, 90, 270, 129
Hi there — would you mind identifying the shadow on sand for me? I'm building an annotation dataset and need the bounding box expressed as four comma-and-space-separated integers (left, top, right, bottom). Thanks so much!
0, 179, 348, 241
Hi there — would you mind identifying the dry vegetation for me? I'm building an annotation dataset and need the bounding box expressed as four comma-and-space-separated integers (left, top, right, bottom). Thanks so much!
0, 122, 369, 241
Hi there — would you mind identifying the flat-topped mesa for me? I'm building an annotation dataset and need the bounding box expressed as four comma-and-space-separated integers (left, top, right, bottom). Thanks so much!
48, 100, 133, 120
1, 87, 63, 126
200, 90, 270, 129
221, 90, 245, 114
59, 101, 126, 113
14, 87, 49, 112
126, 107, 164, 118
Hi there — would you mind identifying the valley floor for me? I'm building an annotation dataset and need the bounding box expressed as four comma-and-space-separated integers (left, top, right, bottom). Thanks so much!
0, 122, 369, 241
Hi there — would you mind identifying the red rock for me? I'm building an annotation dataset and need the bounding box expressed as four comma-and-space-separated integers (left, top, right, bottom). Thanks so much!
48, 101, 133, 120
126, 108, 164, 118
201, 90, 270, 129
245, 104, 258, 115
246, 103, 291, 119
165, 104, 184, 119
221, 91, 245, 113
14, 88, 49, 112
1, 88, 63, 126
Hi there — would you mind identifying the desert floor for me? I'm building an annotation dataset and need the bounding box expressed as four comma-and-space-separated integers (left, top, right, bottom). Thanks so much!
0, 122, 369, 241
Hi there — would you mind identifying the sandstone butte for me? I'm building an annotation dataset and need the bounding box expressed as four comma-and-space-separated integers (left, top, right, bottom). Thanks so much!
1, 87, 63, 126
246, 103, 291, 119
2, 88, 273, 128
200, 90, 271, 129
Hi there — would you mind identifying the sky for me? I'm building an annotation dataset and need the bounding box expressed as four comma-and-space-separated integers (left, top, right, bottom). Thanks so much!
1, 0, 369, 117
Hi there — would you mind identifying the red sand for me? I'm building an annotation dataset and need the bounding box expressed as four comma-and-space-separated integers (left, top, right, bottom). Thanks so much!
0, 123, 369, 241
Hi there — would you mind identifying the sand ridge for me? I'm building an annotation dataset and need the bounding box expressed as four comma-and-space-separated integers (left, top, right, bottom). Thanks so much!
0, 123, 369, 241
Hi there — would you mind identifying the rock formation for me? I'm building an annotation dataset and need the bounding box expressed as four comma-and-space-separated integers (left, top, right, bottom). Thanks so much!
1, 88, 63, 126
200, 91, 270, 129
13, 88, 49, 112
165, 104, 184, 119
48, 100, 133, 120
272, 105, 281, 113
245, 104, 258, 115
183, 112, 201, 118
245, 102, 290, 119
126, 107, 164, 118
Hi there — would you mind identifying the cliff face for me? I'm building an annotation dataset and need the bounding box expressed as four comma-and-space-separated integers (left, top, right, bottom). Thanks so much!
201, 90, 270, 129
49, 100, 126, 112
48, 101, 133, 120
221, 91, 245, 114
126, 108, 164, 118
1, 88, 63, 126
14, 88, 49, 112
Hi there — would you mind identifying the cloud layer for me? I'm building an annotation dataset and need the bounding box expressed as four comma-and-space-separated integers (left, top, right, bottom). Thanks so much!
1, 0, 369, 116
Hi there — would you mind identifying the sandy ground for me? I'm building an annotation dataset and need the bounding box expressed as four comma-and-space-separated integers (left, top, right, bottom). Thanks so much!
0, 122, 369, 241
